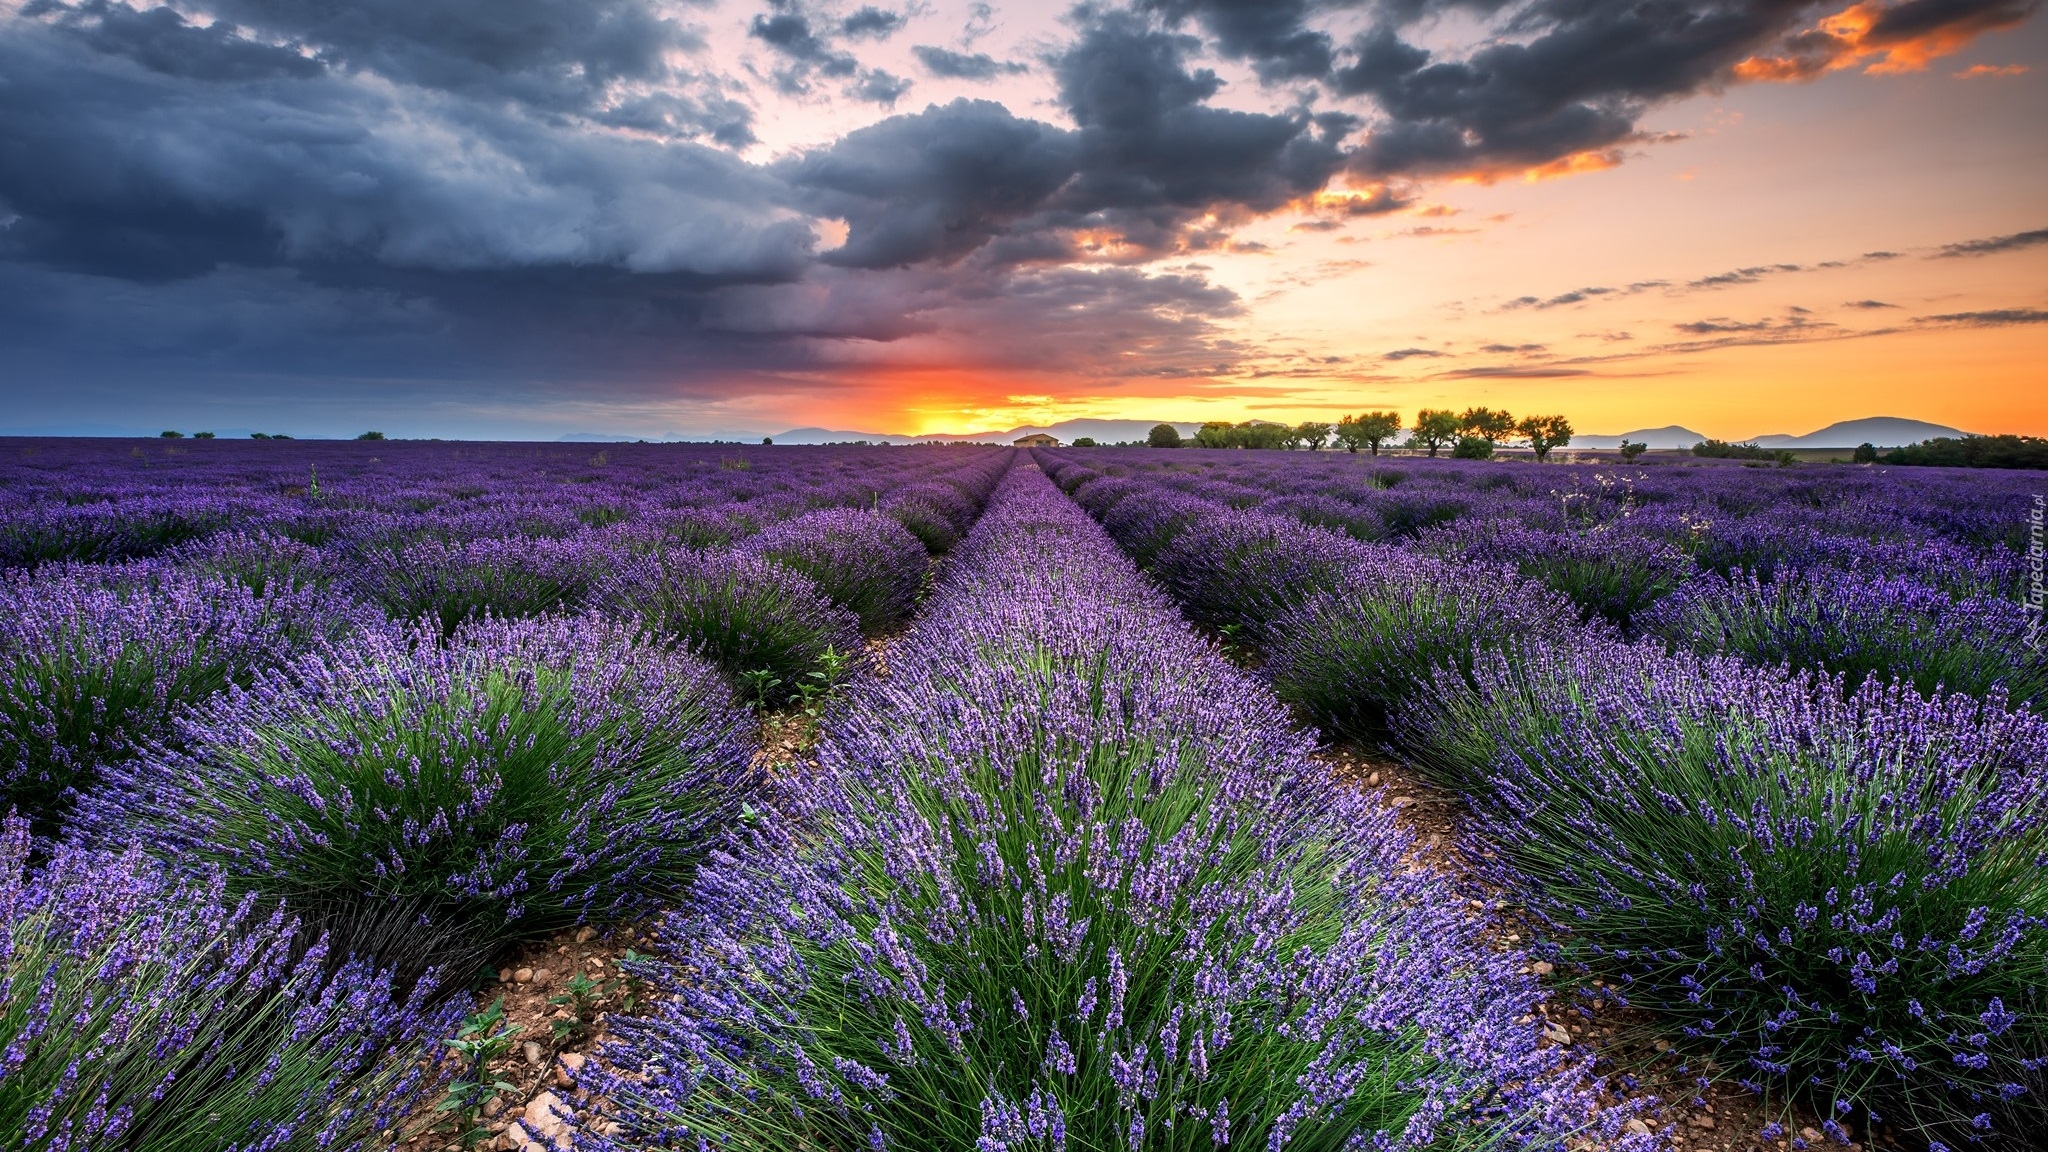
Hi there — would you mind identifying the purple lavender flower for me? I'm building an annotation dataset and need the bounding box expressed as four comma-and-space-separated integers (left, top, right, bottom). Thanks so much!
602, 549, 866, 705
0, 813, 463, 1149
577, 464, 1647, 1152
741, 508, 929, 633
73, 613, 759, 944
0, 562, 368, 829
1399, 636, 2048, 1141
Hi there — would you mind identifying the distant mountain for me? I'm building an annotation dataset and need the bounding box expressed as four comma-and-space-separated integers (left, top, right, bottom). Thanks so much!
1750, 417, 1966, 448
1572, 425, 1710, 450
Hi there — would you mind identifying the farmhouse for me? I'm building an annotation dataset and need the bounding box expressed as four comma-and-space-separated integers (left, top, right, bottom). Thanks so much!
1013, 433, 1060, 447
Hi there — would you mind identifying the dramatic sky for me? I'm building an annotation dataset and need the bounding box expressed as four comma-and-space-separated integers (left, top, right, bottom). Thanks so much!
1, 0, 2043, 439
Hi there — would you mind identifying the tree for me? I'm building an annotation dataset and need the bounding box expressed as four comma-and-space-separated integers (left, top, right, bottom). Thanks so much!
1409, 409, 1461, 457
1336, 412, 1402, 456
762, 436, 774, 446
356, 430, 387, 441
251, 432, 271, 440
1194, 421, 1235, 449
1295, 421, 1333, 451
159, 430, 183, 438
1618, 440, 1648, 462
1852, 442, 1878, 464
1451, 436, 1495, 459
193, 431, 216, 439
1147, 423, 1183, 448
1072, 436, 1098, 447
1459, 407, 1517, 446
1517, 414, 1572, 462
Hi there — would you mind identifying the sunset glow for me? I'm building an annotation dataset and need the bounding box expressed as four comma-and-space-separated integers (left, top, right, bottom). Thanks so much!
0, 0, 2041, 440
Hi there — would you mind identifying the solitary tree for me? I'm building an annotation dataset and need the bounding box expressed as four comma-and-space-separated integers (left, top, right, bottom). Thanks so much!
1295, 421, 1333, 451
1459, 407, 1517, 447
1072, 436, 1098, 447
1618, 440, 1648, 461
356, 430, 387, 441
762, 436, 774, 445
159, 430, 183, 438
1336, 412, 1402, 456
1517, 414, 1573, 461
1409, 409, 1462, 457
1147, 423, 1183, 448
1852, 442, 1878, 464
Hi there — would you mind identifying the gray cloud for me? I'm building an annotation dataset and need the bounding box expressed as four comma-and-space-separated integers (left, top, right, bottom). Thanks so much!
1935, 225, 2048, 257
912, 44, 1030, 79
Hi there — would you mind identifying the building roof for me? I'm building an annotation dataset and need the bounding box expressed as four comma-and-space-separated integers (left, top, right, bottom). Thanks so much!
1013, 433, 1061, 446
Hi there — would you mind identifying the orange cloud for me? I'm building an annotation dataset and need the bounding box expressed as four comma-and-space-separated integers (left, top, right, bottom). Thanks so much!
1451, 148, 1627, 186
1735, 0, 2036, 81
1954, 62, 2030, 76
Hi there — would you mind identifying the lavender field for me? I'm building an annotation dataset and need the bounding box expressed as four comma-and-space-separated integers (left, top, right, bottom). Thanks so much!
1, 438, 2042, 1152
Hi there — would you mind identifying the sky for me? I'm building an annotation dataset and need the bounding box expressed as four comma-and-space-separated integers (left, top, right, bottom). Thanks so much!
0, 0, 2043, 441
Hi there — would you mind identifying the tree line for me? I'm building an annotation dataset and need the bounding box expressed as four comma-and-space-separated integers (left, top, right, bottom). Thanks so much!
1144, 408, 1576, 461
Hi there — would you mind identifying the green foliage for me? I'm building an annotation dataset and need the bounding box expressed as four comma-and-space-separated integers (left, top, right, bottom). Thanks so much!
1692, 439, 1794, 464
762, 436, 773, 445
1458, 407, 1517, 444
1882, 434, 2048, 470
158, 430, 183, 438
1449, 435, 1495, 459
1192, 420, 1292, 449
1146, 423, 1183, 448
1409, 409, 1462, 457
1071, 436, 1098, 447
356, 430, 387, 441
1335, 411, 1401, 455
1294, 420, 1333, 450
1517, 414, 1572, 461
192, 431, 216, 439
436, 998, 523, 1148
1618, 440, 1648, 461
1853, 441, 1879, 463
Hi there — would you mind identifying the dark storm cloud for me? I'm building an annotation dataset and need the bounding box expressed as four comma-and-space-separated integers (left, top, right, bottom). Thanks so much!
785, 12, 1350, 270
1048, 12, 1343, 219
1135, 0, 1338, 82
26, 0, 755, 142
1935, 226, 2048, 257
912, 45, 1030, 79
785, 100, 1082, 268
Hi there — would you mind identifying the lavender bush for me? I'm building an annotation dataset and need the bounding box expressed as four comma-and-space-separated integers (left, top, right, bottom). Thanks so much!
0, 815, 463, 1150
1263, 550, 1590, 739
1150, 509, 1359, 639
1641, 567, 2048, 707
741, 508, 929, 633
604, 549, 866, 705
74, 614, 758, 947
1400, 640, 2048, 1145
0, 564, 357, 829
347, 533, 609, 635
580, 466, 1643, 1152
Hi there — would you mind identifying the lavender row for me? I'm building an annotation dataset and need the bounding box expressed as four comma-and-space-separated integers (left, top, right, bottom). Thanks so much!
1044, 448, 2040, 708
0, 444, 1014, 1148
577, 462, 1648, 1151
0, 440, 1006, 567
1039, 450, 2048, 1145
